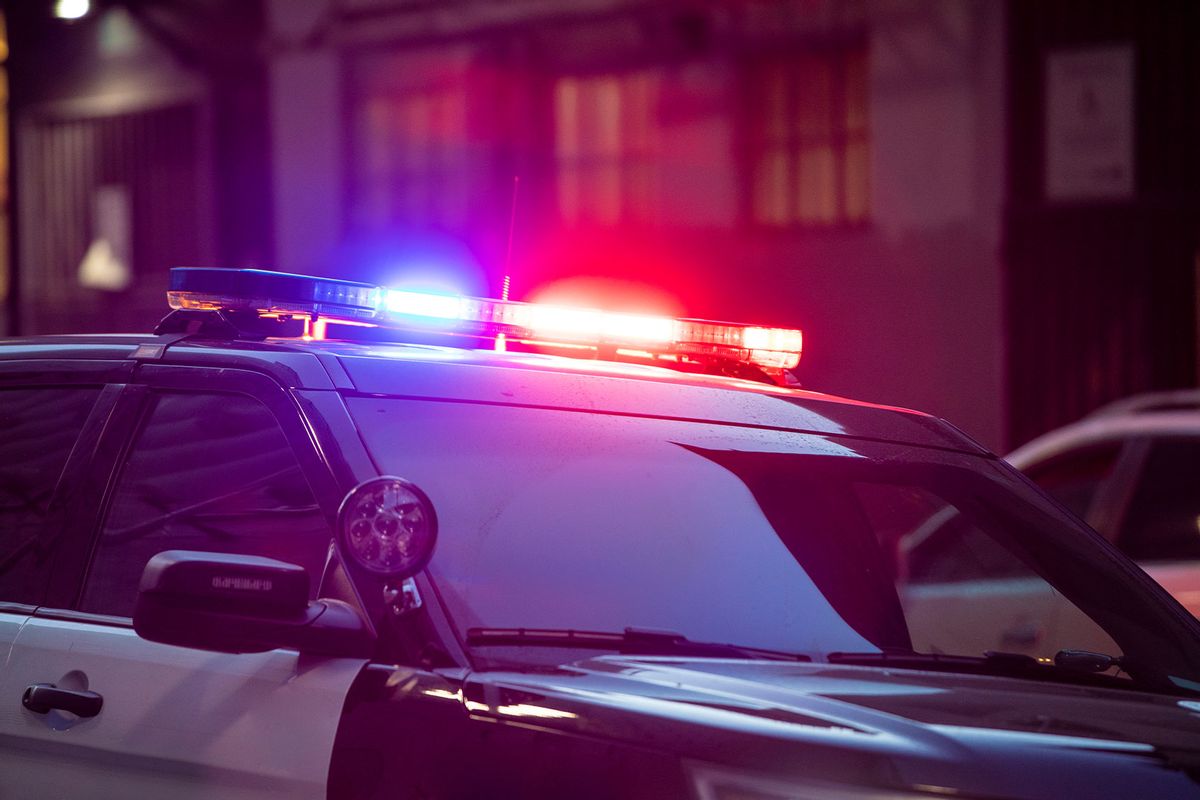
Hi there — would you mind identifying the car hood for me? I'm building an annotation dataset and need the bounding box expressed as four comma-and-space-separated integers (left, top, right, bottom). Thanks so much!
462, 657, 1200, 798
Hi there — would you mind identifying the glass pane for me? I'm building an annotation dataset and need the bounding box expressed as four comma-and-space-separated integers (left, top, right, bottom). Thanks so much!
794, 57, 832, 139
81, 393, 332, 617
349, 397, 1138, 672
869, 483, 1121, 661
590, 76, 623, 159
1024, 442, 1123, 522
754, 148, 790, 225
1119, 438, 1200, 561
796, 146, 837, 223
761, 62, 789, 143
749, 46, 869, 227
844, 46, 869, 133
844, 137, 870, 222
622, 71, 657, 155
0, 388, 98, 604
555, 78, 582, 223
554, 78, 580, 161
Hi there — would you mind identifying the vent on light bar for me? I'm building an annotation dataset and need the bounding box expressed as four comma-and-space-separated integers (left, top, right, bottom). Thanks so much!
167, 268, 803, 380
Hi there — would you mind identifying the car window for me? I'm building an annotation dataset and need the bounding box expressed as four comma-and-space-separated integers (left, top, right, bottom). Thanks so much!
0, 387, 99, 605
1117, 437, 1200, 562
871, 488, 1030, 583
80, 391, 333, 617
349, 397, 1132, 666
878, 485, 1118, 659
1022, 441, 1123, 521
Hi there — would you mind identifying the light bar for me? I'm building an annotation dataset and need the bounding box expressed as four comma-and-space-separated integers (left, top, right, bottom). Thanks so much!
168, 268, 803, 377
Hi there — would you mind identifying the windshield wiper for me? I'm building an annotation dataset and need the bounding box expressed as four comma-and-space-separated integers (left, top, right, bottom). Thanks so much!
466, 627, 810, 662
826, 649, 1131, 687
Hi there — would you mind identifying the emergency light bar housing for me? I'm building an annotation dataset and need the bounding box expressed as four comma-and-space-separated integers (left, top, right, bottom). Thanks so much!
166, 268, 803, 383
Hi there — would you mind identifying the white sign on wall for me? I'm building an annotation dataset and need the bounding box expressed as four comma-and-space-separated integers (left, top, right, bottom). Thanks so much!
1044, 45, 1135, 202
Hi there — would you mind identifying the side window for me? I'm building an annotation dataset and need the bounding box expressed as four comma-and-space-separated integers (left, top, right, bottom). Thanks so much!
81, 392, 334, 616
1022, 441, 1123, 521
0, 387, 99, 604
1117, 438, 1200, 562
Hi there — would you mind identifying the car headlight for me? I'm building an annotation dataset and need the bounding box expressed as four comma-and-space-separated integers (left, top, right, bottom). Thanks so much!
689, 764, 937, 800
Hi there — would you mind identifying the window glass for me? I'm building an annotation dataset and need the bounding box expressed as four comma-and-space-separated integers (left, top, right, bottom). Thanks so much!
81, 392, 332, 616
555, 71, 659, 226
1023, 441, 1122, 521
1118, 438, 1200, 561
552, 64, 737, 228
349, 397, 1128, 668
748, 45, 870, 227
867, 486, 1029, 583
880, 485, 1117, 659
0, 387, 98, 604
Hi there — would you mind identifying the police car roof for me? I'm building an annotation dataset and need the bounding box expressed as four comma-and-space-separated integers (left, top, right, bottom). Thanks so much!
0, 332, 986, 455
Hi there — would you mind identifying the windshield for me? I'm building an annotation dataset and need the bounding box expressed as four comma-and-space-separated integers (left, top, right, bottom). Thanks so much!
349, 395, 1200, 689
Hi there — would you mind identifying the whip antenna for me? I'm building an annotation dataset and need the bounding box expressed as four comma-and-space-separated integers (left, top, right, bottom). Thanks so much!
502, 175, 520, 302
496, 175, 520, 351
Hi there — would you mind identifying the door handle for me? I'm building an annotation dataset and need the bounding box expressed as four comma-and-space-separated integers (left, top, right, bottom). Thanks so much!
22, 683, 103, 718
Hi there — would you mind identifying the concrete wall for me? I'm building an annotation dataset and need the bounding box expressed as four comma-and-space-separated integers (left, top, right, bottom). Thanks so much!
837, 0, 1005, 447
268, 0, 344, 277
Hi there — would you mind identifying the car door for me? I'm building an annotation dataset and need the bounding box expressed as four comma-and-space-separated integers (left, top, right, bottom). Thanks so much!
0, 376, 112, 732
0, 365, 367, 799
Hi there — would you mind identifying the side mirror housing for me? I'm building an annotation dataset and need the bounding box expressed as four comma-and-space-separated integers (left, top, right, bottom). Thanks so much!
134, 551, 374, 658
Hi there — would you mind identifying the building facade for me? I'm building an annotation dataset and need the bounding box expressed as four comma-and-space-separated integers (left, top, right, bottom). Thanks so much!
3, 0, 270, 336
6, 0, 1012, 448
1005, 0, 1200, 446
271, 0, 1007, 448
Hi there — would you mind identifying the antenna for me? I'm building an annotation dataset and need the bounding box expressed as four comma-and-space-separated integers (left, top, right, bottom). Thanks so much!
502, 175, 520, 302
496, 175, 520, 352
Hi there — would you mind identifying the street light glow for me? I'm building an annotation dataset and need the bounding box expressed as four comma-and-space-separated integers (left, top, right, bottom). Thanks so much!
54, 0, 91, 20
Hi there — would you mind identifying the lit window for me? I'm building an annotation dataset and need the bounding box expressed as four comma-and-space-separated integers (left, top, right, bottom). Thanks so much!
354, 82, 472, 231
554, 70, 661, 226
747, 45, 869, 226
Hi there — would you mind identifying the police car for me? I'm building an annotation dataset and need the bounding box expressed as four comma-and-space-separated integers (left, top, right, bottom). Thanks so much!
3, 268, 1200, 799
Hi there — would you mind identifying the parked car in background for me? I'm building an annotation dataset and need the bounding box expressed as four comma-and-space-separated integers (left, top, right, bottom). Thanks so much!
1008, 390, 1200, 617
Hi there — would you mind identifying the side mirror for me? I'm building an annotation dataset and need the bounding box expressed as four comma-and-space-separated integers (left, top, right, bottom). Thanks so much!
133, 551, 374, 657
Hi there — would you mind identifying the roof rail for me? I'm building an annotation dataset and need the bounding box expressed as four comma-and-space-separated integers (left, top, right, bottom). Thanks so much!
1087, 389, 1200, 418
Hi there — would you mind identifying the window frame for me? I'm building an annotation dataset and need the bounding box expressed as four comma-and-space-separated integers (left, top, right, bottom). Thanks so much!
67, 364, 354, 620
552, 68, 667, 228
0, 354, 471, 669
0, 359, 137, 610
739, 38, 870, 230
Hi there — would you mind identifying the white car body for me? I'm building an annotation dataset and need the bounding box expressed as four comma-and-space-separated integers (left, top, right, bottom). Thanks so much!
1008, 390, 1200, 618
